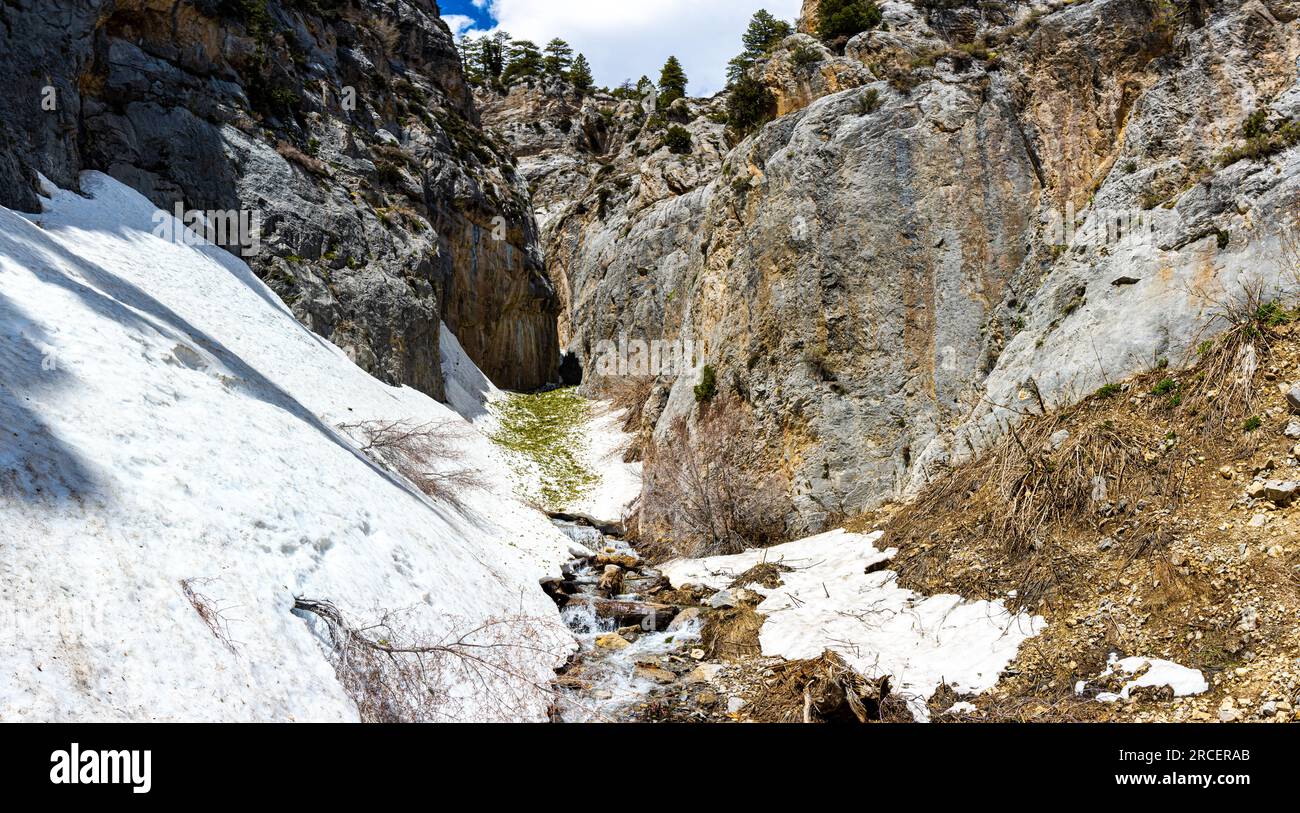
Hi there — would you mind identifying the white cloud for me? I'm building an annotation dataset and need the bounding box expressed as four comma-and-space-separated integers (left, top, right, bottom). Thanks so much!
443, 14, 477, 37
476, 0, 805, 96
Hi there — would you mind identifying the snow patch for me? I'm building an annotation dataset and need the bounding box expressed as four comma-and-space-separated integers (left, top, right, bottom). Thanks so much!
565, 402, 642, 526
662, 529, 1045, 720
1083, 654, 1208, 702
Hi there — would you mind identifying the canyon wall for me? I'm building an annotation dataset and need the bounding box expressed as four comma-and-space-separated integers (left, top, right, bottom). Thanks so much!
0, 0, 559, 395
483, 0, 1300, 531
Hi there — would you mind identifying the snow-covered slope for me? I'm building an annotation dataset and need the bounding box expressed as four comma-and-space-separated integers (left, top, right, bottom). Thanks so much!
0, 173, 575, 721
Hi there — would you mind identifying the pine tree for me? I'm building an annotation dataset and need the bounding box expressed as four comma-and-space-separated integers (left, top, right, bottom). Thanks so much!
726, 53, 753, 87
480, 31, 511, 84
569, 53, 594, 95
543, 38, 574, 77
742, 9, 793, 55
816, 0, 882, 41
501, 39, 543, 85
657, 56, 688, 110
727, 9, 794, 87
458, 36, 486, 84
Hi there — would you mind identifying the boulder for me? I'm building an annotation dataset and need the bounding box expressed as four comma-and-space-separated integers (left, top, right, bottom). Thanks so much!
597, 565, 625, 596
667, 606, 702, 632
1287, 385, 1300, 412
633, 665, 677, 685
1263, 481, 1299, 506
564, 595, 679, 630
709, 589, 738, 609
595, 552, 639, 569
594, 633, 631, 651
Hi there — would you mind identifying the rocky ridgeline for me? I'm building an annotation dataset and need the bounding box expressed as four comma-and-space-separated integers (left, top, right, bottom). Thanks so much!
0, 0, 559, 395
482, 0, 1300, 537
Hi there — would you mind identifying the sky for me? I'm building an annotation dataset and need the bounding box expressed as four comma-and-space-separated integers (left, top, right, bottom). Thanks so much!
439, 0, 804, 97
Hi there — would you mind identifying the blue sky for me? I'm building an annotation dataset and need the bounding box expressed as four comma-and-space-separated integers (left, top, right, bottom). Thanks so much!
439, 0, 804, 97
440, 0, 493, 35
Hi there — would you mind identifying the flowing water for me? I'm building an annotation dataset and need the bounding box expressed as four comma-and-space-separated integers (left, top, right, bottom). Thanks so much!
548, 520, 702, 722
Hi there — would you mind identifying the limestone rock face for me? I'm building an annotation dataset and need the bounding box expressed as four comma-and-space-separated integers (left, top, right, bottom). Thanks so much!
488, 0, 1300, 533
760, 34, 876, 117
797, 0, 824, 35
480, 82, 730, 352
0, 0, 558, 395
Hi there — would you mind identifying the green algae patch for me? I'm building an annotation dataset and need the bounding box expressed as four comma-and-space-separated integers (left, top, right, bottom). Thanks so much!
491, 388, 598, 510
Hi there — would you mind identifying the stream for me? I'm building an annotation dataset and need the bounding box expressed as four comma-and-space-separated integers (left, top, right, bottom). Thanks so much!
545, 519, 715, 722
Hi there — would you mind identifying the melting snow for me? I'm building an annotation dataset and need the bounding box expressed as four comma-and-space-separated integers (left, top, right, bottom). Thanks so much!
1085, 654, 1208, 702
662, 529, 1045, 720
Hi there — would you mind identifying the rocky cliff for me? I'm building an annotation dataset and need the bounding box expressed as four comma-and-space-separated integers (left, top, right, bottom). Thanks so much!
0, 0, 559, 395
483, 0, 1300, 534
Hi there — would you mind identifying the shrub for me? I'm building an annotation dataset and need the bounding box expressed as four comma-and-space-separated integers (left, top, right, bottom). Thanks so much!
1095, 383, 1122, 399
292, 598, 559, 722
641, 395, 793, 558
1242, 416, 1263, 433
662, 125, 693, 155
1217, 119, 1300, 167
694, 364, 717, 403
816, 0, 883, 41
338, 419, 479, 504
1243, 109, 1269, 140
727, 76, 777, 136
1151, 378, 1178, 396
1254, 299, 1296, 327
791, 43, 823, 68
855, 87, 880, 115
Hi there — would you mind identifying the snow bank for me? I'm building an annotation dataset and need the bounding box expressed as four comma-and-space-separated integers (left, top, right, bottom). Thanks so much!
662, 529, 1045, 719
565, 404, 642, 526
0, 173, 575, 721
439, 320, 502, 432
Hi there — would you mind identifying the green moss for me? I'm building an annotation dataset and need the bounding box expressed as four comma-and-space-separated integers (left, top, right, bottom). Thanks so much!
491, 388, 598, 510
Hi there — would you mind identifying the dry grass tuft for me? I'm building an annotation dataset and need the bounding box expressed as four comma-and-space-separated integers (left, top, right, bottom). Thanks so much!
275, 140, 329, 176
727, 561, 792, 589
700, 603, 764, 662
368, 16, 401, 51
891, 408, 1181, 611
746, 651, 897, 723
